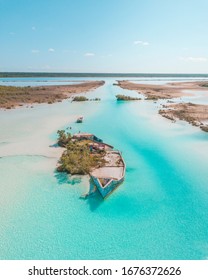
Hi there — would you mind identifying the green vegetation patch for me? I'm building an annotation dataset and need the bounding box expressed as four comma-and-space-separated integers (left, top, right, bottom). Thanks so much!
116, 94, 141, 101
90, 97, 101, 101
72, 96, 101, 102
200, 125, 208, 132
145, 96, 159, 100
72, 96, 88, 101
57, 130, 72, 147
57, 130, 106, 175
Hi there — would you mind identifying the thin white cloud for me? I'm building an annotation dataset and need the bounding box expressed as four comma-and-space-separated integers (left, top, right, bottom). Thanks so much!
48, 48, 55, 52
9, 32, 15, 35
180, 56, 208, 62
32, 26, 36, 31
31, 49, 40, 54
84, 52, 95, 57
134, 40, 149, 46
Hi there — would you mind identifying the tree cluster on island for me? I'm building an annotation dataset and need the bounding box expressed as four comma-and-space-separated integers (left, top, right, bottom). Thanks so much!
57, 130, 106, 175
72, 96, 101, 101
116, 94, 141, 101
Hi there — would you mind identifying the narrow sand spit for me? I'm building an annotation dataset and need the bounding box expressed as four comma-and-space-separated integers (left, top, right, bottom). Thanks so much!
159, 103, 208, 132
117, 80, 208, 100
0, 80, 105, 109
117, 80, 208, 132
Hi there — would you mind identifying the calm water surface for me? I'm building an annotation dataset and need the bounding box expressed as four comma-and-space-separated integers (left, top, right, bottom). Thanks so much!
0, 78, 208, 259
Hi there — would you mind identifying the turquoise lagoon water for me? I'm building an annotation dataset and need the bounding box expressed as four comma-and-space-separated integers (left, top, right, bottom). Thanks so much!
0, 78, 208, 259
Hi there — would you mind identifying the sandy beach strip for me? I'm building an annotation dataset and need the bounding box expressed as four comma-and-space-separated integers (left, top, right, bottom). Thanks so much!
0, 80, 105, 109
116, 80, 208, 100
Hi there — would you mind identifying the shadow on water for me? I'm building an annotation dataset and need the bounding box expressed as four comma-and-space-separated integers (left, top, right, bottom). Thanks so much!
54, 165, 136, 214
187, 131, 208, 141
49, 142, 59, 148
85, 191, 104, 212
54, 171, 81, 186
54, 171, 103, 210
80, 178, 104, 211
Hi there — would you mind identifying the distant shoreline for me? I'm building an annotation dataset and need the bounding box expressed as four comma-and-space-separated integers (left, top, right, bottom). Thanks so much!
0, 81, 104, 109
1, 72, 208, 78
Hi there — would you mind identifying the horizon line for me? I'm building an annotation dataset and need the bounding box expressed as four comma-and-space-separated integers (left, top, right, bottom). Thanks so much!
1, 71, 208, 75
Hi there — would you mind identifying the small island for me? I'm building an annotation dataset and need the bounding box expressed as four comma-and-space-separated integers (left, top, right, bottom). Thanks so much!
72, 96, 89, 102
116, 94, 141, 101
72, 96, 101, 102
56, 130, 125, 198
57, 130, 106, 174
159, 102, 208, 132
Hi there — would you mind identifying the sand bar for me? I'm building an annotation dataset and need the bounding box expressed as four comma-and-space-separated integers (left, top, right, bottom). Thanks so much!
159, 102, 208, 132
117, 80, 208, 100
117, 80, 208, 132
0, 80, 105, 109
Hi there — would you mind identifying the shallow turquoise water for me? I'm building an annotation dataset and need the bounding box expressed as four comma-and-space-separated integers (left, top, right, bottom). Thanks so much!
0, 78, 208, 259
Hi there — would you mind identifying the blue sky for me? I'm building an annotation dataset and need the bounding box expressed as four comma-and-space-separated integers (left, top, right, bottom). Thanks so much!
1, 0, 208, 73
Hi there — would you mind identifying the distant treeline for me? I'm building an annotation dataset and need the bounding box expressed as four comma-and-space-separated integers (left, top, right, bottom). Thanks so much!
1, 72, 208, 78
